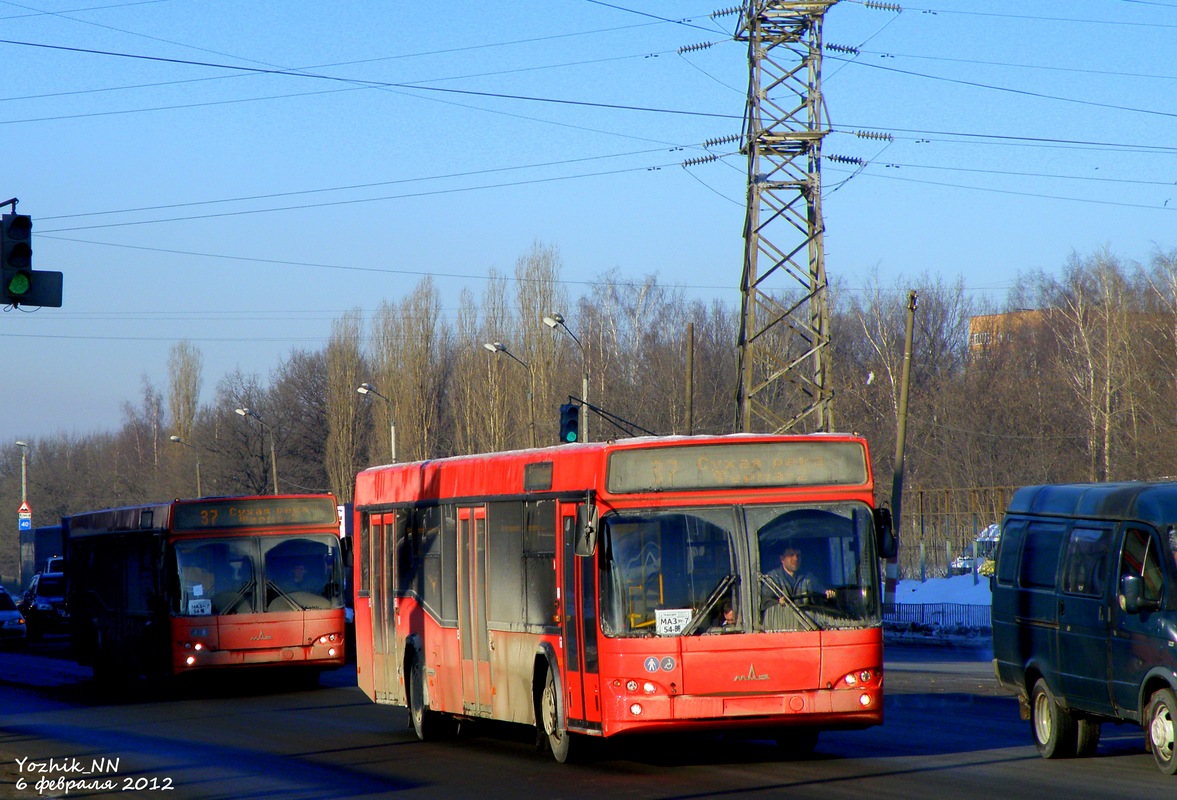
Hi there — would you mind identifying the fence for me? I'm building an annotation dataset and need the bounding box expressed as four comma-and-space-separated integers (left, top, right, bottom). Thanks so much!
882, 602, 991, 630
896, 486, 1016, 580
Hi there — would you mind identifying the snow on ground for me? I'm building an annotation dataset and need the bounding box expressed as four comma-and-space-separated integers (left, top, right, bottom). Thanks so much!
893, 574, 991, 605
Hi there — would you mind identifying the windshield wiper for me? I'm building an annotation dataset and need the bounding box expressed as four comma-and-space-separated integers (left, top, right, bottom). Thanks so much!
266, 579, 306, 611
218, 578, 255, 614
682, 573, 738, 636
758, 572, 819, 631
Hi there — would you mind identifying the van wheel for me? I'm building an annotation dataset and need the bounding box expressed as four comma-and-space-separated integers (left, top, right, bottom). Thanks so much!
1031, 679, 1077, 758
1075, 718, 1101, 757
1147, 688, 1177, 775
541, 668, 572, 763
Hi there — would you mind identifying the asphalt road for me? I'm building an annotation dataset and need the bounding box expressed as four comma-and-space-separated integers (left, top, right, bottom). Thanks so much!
0, 637, 1170, 800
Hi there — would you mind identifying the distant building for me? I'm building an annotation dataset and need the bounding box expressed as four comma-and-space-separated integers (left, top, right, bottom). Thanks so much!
968, 309, 1045, 353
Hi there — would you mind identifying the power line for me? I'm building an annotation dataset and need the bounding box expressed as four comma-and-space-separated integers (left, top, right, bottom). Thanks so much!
0, 37, 737, 120
827, 53, 1177, 120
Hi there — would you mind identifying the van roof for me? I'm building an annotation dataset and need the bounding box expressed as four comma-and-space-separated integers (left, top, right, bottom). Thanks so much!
1007, 482, 1177, 527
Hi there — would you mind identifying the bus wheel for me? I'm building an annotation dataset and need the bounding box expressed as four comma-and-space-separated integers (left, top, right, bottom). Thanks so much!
541, 669, 572, 763
1147, 688, 1177, 775
1031, 679, 1077, 758
409, 655, 440, 741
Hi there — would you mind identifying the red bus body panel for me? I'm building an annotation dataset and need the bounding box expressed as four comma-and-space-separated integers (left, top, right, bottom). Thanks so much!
353, 435, 884, 741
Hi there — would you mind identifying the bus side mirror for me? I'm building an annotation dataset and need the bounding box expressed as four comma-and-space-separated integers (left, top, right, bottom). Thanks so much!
575, 505, 598, 557
874, 508, 898, 560
341, 535, 353, 568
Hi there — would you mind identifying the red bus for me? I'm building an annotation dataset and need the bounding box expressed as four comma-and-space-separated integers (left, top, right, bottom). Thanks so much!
65, 494, 347, 681
353, 434, 896, 761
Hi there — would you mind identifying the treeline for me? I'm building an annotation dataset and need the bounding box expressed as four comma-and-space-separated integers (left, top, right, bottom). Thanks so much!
3, 242, 1176, 581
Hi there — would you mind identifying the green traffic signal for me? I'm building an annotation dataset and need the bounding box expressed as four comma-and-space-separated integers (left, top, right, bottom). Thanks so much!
0, 213, 62, 307
559, 403, 580, 443
1, 213, 33, 302
5, 270, 30, 297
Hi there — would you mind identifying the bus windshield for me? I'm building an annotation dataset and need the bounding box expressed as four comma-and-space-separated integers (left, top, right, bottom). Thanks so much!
599, 502, 880, 637
175, 534, 344, 616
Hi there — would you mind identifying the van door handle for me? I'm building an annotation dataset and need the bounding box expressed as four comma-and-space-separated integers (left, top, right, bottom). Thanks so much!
1058, 600, 1065, 615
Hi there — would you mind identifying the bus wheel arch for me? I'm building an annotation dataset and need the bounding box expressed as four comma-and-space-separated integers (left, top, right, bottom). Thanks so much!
406, 642, 446, 741
534, 646, 571, 763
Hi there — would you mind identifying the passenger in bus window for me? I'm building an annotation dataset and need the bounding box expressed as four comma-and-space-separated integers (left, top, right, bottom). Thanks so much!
719, 601, 737, 627
762, 547, 835, 608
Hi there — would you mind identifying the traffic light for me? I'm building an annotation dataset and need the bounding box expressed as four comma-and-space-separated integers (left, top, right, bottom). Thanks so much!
0, 213, 61, 308
1, 213, 32, 303
559, 403, 580, 444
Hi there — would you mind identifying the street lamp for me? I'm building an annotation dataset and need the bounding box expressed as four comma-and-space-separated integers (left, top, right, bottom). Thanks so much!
15, 440, 27, 505
357, 382, 397, 463
543, 312, 589, 443
235, 407, 279, 495
483, 341, 536, 448
169, 435, 203, 497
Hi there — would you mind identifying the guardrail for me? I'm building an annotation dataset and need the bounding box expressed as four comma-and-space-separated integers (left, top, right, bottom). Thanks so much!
882, 602, 991, 629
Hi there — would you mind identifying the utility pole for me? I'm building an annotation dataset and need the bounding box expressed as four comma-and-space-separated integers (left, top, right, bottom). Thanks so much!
732, 1, 837, 434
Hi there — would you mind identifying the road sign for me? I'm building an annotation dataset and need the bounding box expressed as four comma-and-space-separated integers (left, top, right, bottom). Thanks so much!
18, 500, 31, 515
18, 518, 31, 531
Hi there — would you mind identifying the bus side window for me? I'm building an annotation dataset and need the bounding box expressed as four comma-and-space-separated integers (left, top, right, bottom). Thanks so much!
359, 513, 371, 597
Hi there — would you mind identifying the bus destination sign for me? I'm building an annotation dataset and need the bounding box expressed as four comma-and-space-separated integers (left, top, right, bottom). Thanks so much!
173, 497, 338, 531
606, 440, 869, 494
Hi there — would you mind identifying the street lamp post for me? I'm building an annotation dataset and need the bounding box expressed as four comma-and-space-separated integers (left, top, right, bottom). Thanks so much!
15, 440, 28, 505
169, 435, 203, 497
483, 341, 536, 448
357, 382, 397, 463
543, 313, 589, 443
235, 407, 279, 495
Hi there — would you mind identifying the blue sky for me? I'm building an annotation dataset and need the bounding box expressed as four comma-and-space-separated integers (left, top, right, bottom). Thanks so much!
2, 0, 1175, 440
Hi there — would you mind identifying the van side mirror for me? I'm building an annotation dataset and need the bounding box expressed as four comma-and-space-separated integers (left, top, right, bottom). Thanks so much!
575, 504, 598, 557
874, 508, 898, 560
1121, 574, 1159, 614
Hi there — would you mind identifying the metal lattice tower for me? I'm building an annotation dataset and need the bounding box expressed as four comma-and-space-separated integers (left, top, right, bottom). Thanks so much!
735, 1, 836, 434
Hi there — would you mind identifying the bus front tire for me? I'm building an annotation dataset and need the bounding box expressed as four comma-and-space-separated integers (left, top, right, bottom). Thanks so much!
409, 655, 444, 741
541, 668, 572, 763
1031, 678, 1077, 758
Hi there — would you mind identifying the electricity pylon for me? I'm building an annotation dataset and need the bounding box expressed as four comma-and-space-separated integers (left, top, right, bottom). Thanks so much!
734, 1, 836, 434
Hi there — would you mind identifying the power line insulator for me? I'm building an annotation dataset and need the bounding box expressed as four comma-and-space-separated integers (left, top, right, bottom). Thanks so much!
826, 43, 860, 56
678, 41, 715, 55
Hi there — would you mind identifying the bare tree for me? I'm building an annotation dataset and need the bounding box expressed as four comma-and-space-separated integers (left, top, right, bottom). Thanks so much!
371, 278, 448, 462
515, 241, 567, 446
326, 312, 364, 502
167, 340, 203, 442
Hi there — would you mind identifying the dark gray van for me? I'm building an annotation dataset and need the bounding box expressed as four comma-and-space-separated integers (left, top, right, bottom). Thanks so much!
992, 482, 1177, 775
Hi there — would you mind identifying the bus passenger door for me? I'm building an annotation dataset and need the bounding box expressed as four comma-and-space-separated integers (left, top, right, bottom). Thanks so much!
561, 505, 602, 732
368, 513, 390, 702
383, 511, 405, 706
458, 506, 492, 715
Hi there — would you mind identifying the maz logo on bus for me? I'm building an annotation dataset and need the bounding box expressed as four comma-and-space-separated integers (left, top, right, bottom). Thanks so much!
249, 631, 273, 642
734, 664, 770, 682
